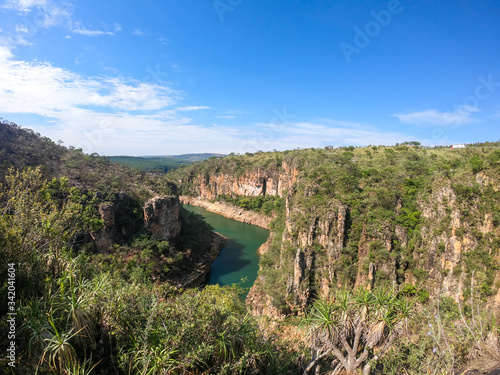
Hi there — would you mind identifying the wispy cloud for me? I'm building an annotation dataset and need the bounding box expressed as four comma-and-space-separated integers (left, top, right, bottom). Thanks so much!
491, 109, 500, 119
224, 110, 249, 115
393, 105, 479, 126
4, 0, 73, 29
132, 29, 146, 36
239, 120, 417, 153
216, 115, 236, 119
158, 37, 170, 45
3, 1, 118, 40
14, 24, 30, 33
71, 27, 114, 36
0, 46, 242, 154
71, 23, 121, 37
3, 0, 48, 12
176, 106, 210, 111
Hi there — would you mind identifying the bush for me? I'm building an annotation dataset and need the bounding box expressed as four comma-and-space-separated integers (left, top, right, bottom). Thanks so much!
470, 155, 484, 174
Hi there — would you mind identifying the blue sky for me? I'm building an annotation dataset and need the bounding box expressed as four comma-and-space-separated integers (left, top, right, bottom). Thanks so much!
0, 0, 499, 155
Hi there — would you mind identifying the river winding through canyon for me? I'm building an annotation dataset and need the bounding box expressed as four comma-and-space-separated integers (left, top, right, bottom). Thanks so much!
183, 205, 269, 293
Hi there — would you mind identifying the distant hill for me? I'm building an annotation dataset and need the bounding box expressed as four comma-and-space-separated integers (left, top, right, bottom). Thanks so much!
108, 153, 226, 172
108, 155, 193, 172
161, 153, 226, 162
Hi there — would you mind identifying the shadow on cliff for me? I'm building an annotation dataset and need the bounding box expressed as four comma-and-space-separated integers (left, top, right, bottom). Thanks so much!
206, 239, 253, 285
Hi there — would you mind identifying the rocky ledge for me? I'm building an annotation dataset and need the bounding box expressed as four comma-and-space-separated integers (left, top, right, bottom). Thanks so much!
174, 231, 228, 289
179, 195, 272, 229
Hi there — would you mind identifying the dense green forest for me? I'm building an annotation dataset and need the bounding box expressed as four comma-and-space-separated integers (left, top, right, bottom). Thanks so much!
107, 156, 193, 172
1, 120, 500, 374
107, 154, 226, 173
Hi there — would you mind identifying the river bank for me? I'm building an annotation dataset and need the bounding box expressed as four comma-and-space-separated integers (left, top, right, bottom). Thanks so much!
175, 231, 228, 289
179, 195, 272, 229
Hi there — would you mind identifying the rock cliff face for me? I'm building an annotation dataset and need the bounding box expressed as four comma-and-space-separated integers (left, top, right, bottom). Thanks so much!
91, 194, 182, 251
264, 178, 500, 314
144, 196, 182, 240
175, 159, 500, 317
178, 163, 299, 199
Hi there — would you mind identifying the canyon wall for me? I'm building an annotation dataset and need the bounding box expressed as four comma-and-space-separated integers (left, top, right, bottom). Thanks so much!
177, 162, 299, 199
175, 156, 500, 316
175, 231, 228, 289
144, 196, 182, 240
91, 194, 182, 252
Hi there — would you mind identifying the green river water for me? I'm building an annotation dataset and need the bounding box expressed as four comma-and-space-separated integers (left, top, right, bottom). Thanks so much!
183, 205, 269, 292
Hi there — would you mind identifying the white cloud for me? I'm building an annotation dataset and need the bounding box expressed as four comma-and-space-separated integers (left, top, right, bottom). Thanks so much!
237, 120, 417, 154
393, 105, 479, 126
15, 24, 29, 33
216, 115, 236, 119
132, 29, 146, 37
3, 0, 48, 12
0, 45, 14, 61
176, 106, 210, 111
0, 49, 245, 154
71, 25, 116, 37
0, 53, 179, 114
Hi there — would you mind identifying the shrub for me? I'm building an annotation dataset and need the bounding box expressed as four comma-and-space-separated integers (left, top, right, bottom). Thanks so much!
470, 155, 485, 174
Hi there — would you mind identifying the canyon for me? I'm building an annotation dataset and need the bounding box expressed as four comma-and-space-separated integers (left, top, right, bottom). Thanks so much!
171, 149, 500, 316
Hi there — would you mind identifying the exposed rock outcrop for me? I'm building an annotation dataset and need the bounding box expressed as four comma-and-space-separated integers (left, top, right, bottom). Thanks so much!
178, 163, 299, 199
91, 194, 182, 252
144, 196, 181, 240
91, 202, 115, 251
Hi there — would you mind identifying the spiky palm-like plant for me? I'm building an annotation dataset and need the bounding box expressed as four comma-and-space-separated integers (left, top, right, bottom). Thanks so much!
62, 272, 97, 350
40, 312, 81, 374
302, 288, 414, 375
64, 358, 100, 375
133, 346, 179, 375
20, 298, 52, 359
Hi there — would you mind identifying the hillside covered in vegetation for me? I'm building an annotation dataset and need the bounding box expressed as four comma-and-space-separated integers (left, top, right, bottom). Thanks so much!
107, 154, 226, 173
0, 121, 303, 374
1, 119, 500, 374
169, 143, 500, 374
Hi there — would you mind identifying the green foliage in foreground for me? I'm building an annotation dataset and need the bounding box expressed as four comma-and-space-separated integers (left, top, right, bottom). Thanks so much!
0, 167, 300, 374
302, 288, 414, 375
